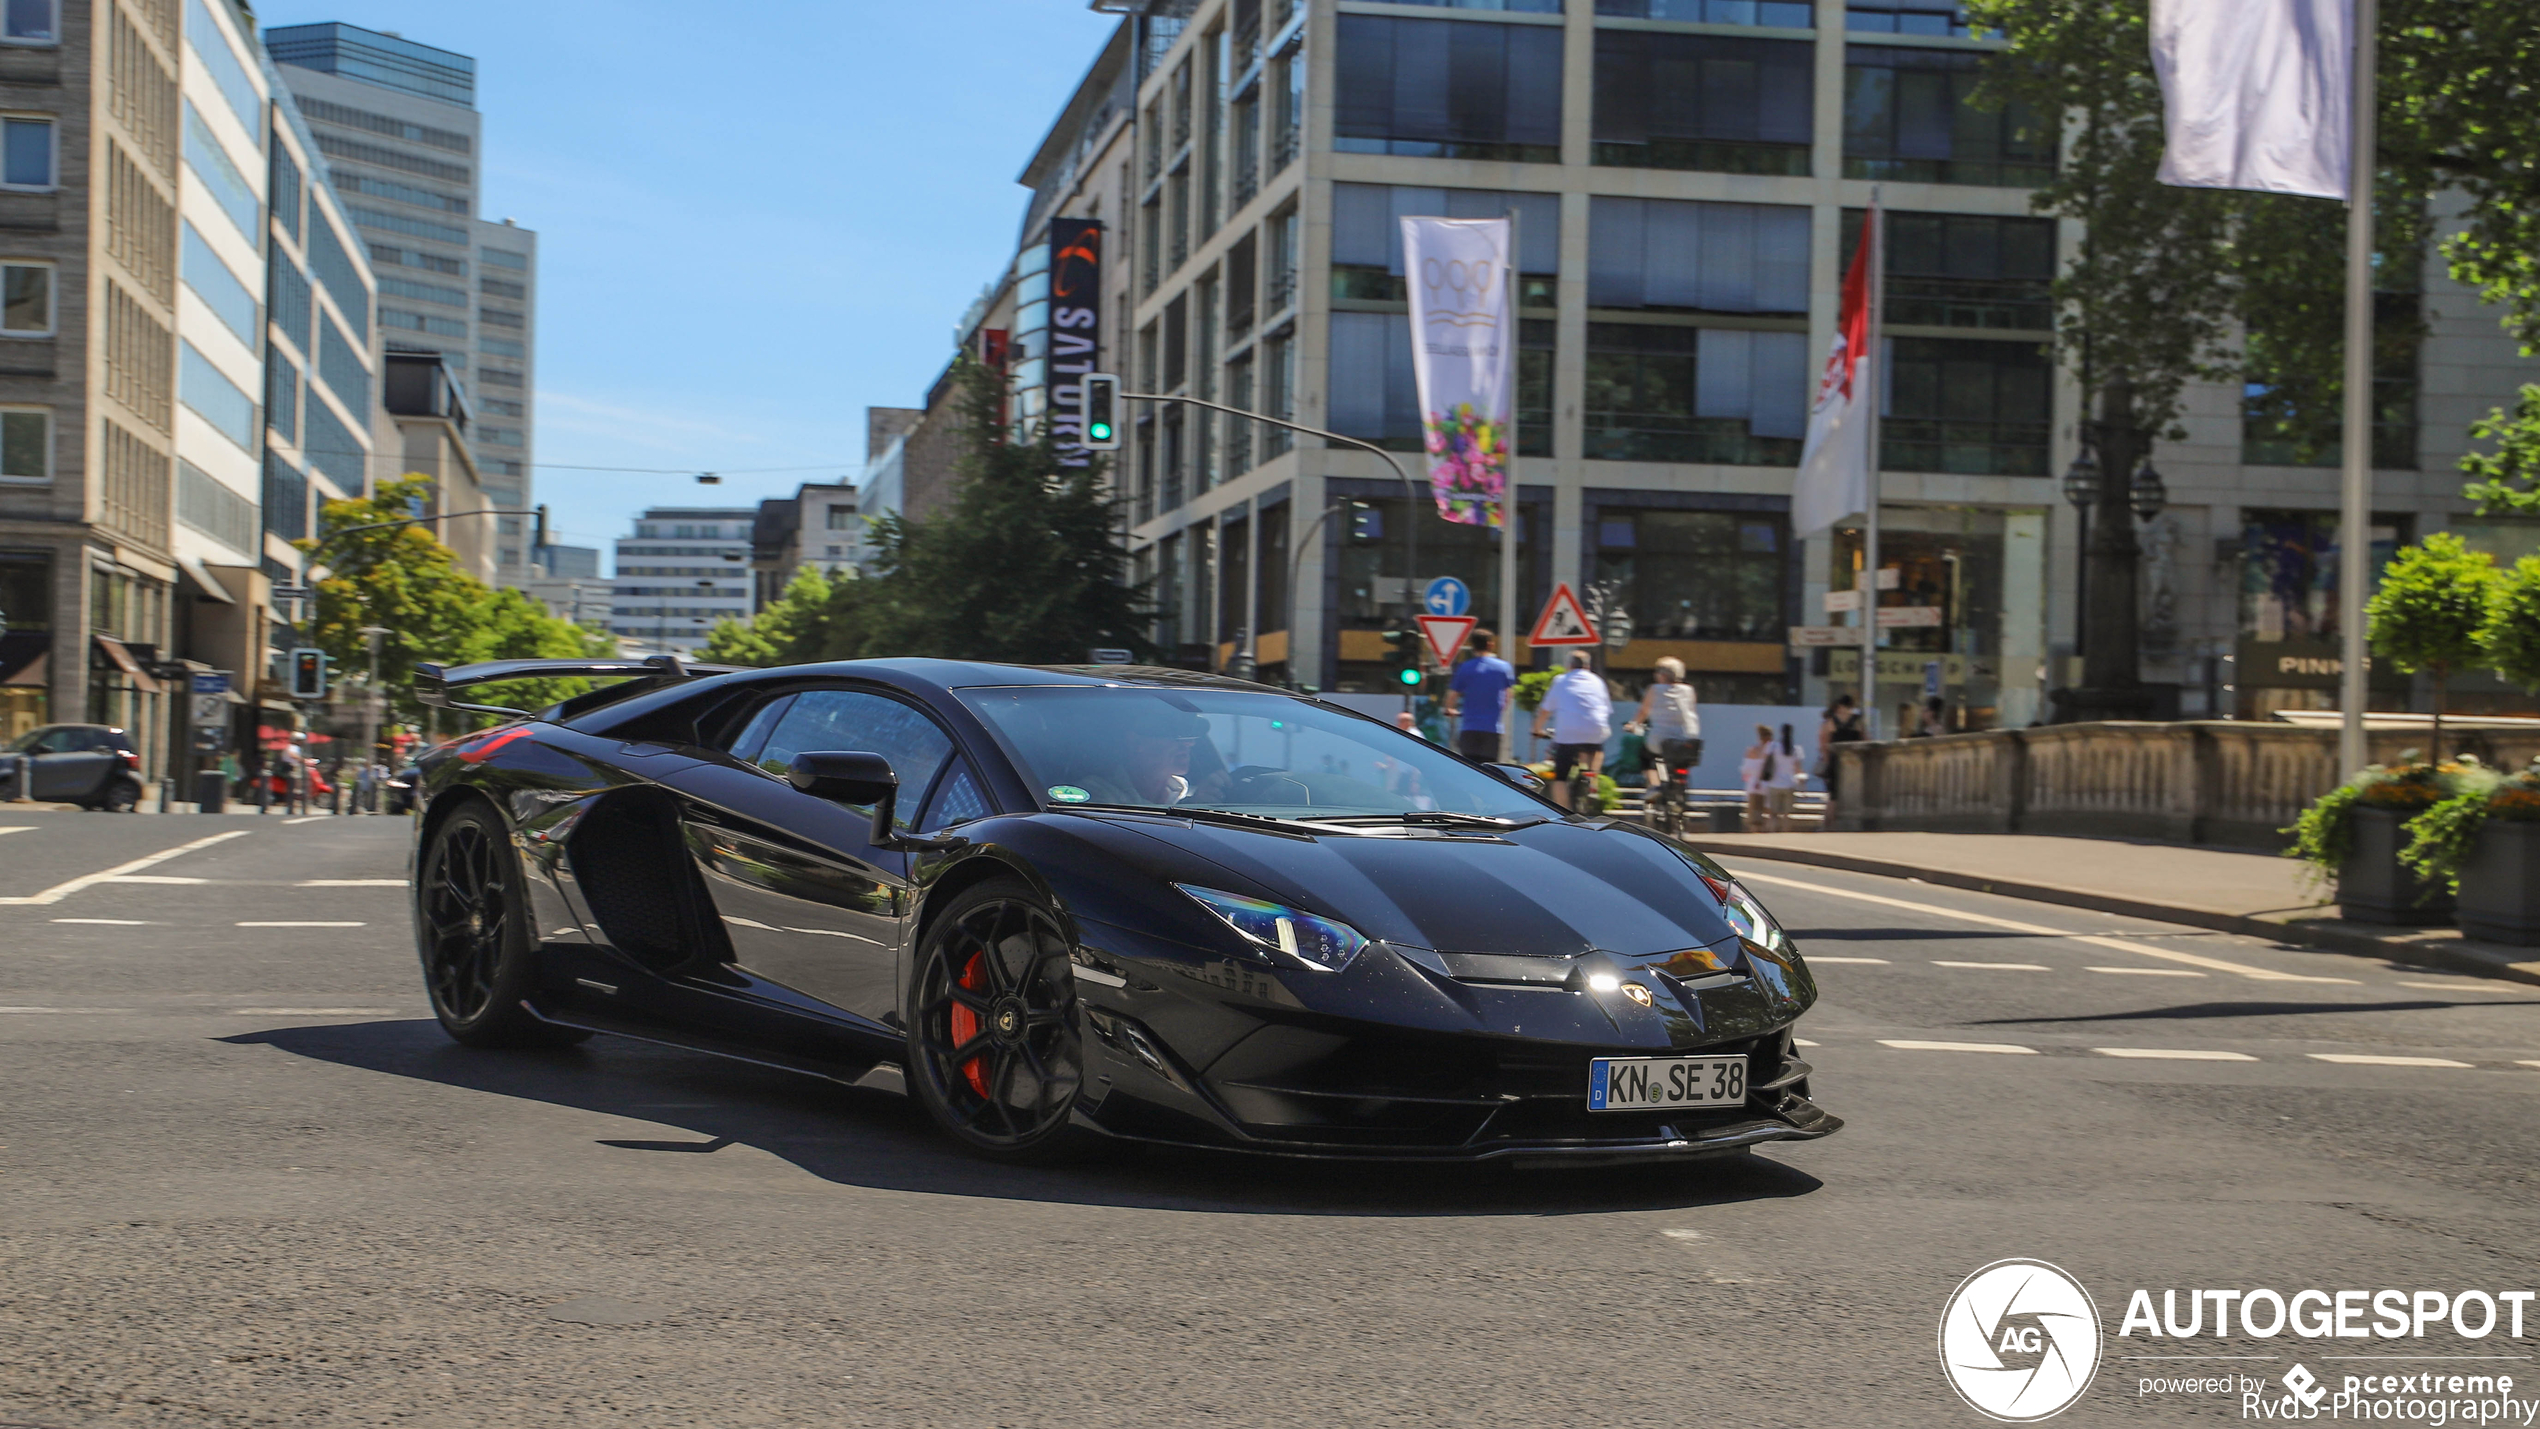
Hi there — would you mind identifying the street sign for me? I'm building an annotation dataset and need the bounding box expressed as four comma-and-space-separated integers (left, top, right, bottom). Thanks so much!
1422, 576, 1470, 618
192, 671, 231, 695
1601, 608, 1634, 649
1415, 614, 1477, 666
1877, 606, 1944, 628
270, 586, 313, 602
190, 694, 228, 727
1528, 583, 1600, 646
1088, 648, 1134, 665
1787, 626, 1852, 647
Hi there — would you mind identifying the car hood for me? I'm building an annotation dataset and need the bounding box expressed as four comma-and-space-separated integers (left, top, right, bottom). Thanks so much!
1090, 814, 1743, 959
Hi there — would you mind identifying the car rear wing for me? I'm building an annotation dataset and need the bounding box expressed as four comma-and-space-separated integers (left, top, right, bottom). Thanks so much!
414, 654, 745, 719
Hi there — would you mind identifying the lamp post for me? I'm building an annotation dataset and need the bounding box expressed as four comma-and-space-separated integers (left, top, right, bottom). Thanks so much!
2060, 442, 2100, 664
2053, 385, 2160, 723
358, 625, 389, 811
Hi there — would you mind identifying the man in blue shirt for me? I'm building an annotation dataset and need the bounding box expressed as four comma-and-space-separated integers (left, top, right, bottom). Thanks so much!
1442, 629, 1516, 762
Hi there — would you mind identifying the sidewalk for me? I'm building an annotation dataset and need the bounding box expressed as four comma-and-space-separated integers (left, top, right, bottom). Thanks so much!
1684, 831, 2540, 988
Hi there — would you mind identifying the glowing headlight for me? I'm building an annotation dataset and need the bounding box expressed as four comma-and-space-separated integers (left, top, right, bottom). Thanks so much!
1174, 885, 1368, 973
1698, 872, 1793, 955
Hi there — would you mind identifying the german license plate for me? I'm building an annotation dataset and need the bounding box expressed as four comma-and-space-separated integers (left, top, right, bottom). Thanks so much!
1588, 1055, 1748, 1111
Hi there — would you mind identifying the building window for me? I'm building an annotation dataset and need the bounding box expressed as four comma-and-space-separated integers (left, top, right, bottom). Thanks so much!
1593, 507, 1789, 644
261, 452, 309, 541
3, 0, 58, 45
1332, 184, 1561, 306
1589, 197, 1809, 313
270, 144, 303, 243
1597, 0, 1811, 21
1329, 311, 1555, 459
0, 405, 47, 481
1163, 409, 1186, 512
1883, 336, 2051, 474
179, 339, 257, 452
1226, 233, 1257, 338
1140, 198, 1161, 296
1847, 0, 1976, 37
180, 222, 256, 348
824, 505, 855, 529
1263, 329, 1294, 456
1585, 323, 1808, 465
1265, 206, 1299, 313
1844, 209, 2054, 329
1594, 31, 1812, 176
2245, 280, 2420, 470
1226, 354, 1255, 476
1164, 294, 1189, 390
2, 116, 54, 188
1, 259, 51, 335
1135, 421, 1156, 524
1844, 46, 2053, 187
177, 458, 255, 555
1168, 168, 1189, 273
266, 347, 299, 445
2240, 511, 2409, 644
482, 247, 528, 270
1335, 16, 1562, 164
1230, 91, 1259, 209
183, 103, 256, 237
1271, 36, 1304, 171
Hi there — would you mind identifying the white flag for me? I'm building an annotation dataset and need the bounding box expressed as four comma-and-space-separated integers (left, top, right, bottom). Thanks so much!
1400, 217, 1514, 528
2151, 0, 2352, 200
1792, 209, 1875, 540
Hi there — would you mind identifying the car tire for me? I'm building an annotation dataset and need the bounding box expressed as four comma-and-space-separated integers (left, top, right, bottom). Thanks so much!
100, 779, 141, 813
416, 801, 589, 1049
906, 877, 1097, 1163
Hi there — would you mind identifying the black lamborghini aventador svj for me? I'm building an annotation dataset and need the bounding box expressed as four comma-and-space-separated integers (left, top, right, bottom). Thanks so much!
404, 655, 1840, 1165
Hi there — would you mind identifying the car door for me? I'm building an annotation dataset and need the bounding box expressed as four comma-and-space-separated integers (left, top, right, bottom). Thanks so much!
677, 686, 962, 1028
30, 728, 109, 800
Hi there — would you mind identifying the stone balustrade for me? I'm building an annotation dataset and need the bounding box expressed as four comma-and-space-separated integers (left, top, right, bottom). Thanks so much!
1830, 722, 2540, 849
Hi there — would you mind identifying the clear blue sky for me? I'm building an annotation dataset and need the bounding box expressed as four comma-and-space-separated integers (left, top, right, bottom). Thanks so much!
255, 0, 1121, 565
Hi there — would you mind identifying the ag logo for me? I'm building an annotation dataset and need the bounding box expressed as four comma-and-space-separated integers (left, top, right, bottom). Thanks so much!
1938, 1259, 2102, 1422
2283, 1365, 2326, 1410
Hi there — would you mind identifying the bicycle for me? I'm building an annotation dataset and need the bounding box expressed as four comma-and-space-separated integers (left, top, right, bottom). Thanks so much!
1641, 737, 1700, 837
1569, 763, 1599, 815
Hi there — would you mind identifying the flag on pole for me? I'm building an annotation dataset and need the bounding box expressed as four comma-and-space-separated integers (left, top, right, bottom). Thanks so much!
1791, 207, 1877, 540
1400, 217, 1514, 528
2150, 0, 2351, 199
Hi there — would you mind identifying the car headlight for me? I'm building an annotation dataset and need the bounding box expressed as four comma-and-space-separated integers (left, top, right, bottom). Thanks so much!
1174, 884, 1368, 973
1697, 872, 1794, 956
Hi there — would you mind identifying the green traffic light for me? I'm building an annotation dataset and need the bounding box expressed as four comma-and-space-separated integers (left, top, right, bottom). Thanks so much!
1089, 422, 1112, 440
1397, 666, 1422, 687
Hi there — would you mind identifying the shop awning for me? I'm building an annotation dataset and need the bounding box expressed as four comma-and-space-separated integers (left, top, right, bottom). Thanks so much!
0, 636, 45, 688
92, 635, 163, 695
178, 552, 235, 604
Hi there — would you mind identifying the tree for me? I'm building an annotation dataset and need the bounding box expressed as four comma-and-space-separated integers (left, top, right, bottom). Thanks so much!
2366, 533, 2501, 751
2477, 554, 2540, 693
700, 565, 832, 666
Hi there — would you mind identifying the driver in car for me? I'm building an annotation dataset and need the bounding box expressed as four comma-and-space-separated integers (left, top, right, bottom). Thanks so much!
1076, 704, 1227, 807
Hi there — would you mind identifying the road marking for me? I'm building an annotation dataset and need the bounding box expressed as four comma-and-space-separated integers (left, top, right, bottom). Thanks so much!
1878, 1039, 2037, 1055
231, 1007, 398, 1016
50, 918, 150, 925
2093, 1047, 2259, 1062
2519, 1061, 2540, 1070
0, 1006, 137, 1014
2088, 965, 2205, 977
1932, 960, 2051, 971
1808, 955, 1890, 965
0, 829, 251, 906
2307, 1053, 2472, 1068
1794, 1038, 1820, 1047
1733, 869, 2359, 983
297, 879, 406, 887
105, 875, 207, 885
0, 826, 30, 835
235, 921, 365, 928
281, 815, 334, 825
2394, 981, 2526, 994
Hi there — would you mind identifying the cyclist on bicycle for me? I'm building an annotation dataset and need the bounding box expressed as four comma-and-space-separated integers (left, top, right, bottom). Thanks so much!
1627, 656, 1701, 831
1530, 651, 1611, 812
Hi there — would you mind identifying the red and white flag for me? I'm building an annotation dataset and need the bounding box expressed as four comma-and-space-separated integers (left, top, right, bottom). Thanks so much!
1791, 207, 1876, 538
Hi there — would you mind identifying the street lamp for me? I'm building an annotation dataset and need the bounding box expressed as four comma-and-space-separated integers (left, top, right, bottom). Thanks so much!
2061, 444, 2100, 661
2129, 460, 2169, 522
358, 625, 389, 809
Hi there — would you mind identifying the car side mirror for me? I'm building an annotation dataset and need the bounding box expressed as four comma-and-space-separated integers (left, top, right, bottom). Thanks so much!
1484, 761, 1547, 794
789, 751, 900, 843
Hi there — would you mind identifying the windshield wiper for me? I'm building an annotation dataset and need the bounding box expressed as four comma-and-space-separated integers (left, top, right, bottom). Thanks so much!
1314, 811, 1547, 829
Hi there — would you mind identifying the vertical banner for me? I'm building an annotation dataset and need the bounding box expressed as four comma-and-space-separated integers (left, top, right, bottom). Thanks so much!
1400, 217, 1513, 528
2149, 0, 2351, 200
1047, 217, 1105, 470
1791, 206, 1877, 539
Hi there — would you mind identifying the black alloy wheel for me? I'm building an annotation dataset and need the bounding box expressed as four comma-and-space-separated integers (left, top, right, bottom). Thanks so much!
99, 779, 141, 813
417, 802, 586, 1048
907, 880, 1090, 1160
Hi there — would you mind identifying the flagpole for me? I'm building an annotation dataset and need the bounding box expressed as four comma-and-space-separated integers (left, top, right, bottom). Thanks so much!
2336, 0, 2377, 775
1501, 207, 1522, 762
1862, 187, 1885, 739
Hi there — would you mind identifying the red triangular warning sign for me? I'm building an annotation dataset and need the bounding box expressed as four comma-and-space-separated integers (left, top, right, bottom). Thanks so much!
1415, 614, 1476, 666
1529, 582, 1600, 646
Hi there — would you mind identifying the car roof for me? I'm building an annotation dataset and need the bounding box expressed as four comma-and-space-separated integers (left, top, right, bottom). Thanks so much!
762, 658, 1292, 695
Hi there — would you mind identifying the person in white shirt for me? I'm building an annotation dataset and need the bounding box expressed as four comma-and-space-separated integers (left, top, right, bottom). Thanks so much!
1626, 655, 1702, 780
1761, 722, 1809, 832
1529, 651, 1612, 810
1739, 724, 1773, 832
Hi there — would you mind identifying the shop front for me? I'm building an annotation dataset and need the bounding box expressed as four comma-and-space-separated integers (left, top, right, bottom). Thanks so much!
0, 548, 49, 740
1821, 504, 2049, 732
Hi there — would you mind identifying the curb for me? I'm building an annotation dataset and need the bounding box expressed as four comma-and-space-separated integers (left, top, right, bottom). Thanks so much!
1681, 839, 2540, 990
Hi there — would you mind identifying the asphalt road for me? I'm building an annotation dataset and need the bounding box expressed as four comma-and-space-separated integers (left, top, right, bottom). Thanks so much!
2, 810, 2536, 1427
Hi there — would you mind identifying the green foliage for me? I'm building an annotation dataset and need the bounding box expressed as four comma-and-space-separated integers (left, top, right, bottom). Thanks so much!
702, 360, 1153, 666
1513, 669, 1555, 713
2478, 554, 2540, 690
2369, 534, 2500, 676
2284, 780, 2366, 887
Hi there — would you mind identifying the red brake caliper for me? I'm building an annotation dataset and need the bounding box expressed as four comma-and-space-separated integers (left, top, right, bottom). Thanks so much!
948, 951, 991, 1098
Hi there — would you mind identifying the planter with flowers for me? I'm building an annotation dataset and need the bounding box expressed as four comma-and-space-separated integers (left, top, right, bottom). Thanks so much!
2284, 757, 2456, 924
2402, 760, 2540, 945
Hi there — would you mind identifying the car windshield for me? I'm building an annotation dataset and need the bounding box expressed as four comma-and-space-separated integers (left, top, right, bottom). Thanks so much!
958, 686, 1546, 821
3, 728, 51, 753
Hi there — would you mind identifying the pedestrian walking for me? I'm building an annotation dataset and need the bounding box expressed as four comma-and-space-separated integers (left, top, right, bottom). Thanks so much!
1817, 693, 1864, 829
1529, 651, 1611, 811
1739, 724, 1773, 831
1764, 722, 1808, 832
1441, 629, 1516, 763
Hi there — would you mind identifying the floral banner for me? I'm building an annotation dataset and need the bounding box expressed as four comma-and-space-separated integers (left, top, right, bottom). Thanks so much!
1399, 217, 1514, 528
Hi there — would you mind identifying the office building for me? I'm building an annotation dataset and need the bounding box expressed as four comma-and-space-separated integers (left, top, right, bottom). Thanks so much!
610, 507, 755, 656
1008, 1, 2538, 724
750, 481, 864, 609
266, 22, 540, 584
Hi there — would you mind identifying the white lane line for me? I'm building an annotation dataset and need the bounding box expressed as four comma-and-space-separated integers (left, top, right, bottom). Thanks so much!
297, 879, 406, 887
0, 829, 251, 906
0, 1006, 138, 1014
231, 1007, 398, 1016
2307, 1053, 2472, 1068
281, 815, 334, 825
1794, 1038, 1820, 1047
2394, 981, 2528, 994
50, 918, 150, 925
1735, 870, 2359, 983
2519, 1061, 2540, 1070
1932, 960, 2052, 971
1879, 1039, 2038, 1055
235, 921, 365, 928
1808, 955, 1890, 965
2089, 966, 2205, 977
2093, 1047, 2259, 1062
104, 875, 206, 885
0, 826, 31, 835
